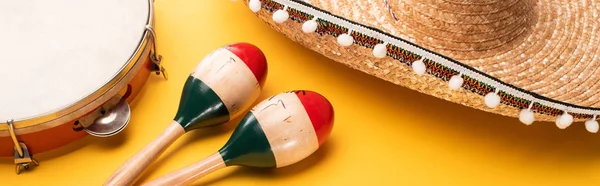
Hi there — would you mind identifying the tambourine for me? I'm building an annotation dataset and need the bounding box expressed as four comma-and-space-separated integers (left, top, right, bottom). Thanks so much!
0, 0, 167, 174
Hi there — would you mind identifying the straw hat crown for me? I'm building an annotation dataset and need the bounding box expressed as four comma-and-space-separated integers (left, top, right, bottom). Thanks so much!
385, 0, 536, 59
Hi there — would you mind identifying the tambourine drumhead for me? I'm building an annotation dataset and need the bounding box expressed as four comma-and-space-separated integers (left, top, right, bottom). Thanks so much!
0, 0, 150, 122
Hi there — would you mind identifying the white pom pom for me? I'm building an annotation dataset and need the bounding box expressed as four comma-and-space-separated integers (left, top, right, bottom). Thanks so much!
302, 20, 318, 33
519, 109, 535, 125
555, 112, 573, 129
412, 60, 426, 75
337, 34, 354, 47
448, 75, 463, 90
484, 92, 501, 108
273, 10, 289, 23
373, 43, 387, 58
249, 0, 261, 13
585, 119, 599, 133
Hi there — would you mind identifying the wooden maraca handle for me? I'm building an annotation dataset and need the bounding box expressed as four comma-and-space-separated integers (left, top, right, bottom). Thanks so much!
104, 121, 185, 186
141, 152, 226, 186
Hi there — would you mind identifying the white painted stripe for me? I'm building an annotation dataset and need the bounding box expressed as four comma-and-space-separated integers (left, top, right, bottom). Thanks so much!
192, 48, 262, 119
250, 92, 319, 168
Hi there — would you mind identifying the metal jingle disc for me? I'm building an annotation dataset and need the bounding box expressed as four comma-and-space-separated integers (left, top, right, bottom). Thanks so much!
84, 98, 131, 137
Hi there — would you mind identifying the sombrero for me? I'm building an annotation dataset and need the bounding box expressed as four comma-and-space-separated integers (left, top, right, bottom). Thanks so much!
244, 0, 600, 132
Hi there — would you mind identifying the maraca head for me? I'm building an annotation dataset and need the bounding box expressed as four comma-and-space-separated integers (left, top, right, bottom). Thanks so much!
218, 90, 334, 168
295, 90, 335, 146
174, 43, 268, 131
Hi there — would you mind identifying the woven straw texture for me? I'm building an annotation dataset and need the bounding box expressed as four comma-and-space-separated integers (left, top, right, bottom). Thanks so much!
246, 0, 600, 122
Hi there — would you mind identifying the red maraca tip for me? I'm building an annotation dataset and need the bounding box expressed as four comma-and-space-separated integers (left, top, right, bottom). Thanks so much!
295, 90, 334, 146
226, 42, 268, 88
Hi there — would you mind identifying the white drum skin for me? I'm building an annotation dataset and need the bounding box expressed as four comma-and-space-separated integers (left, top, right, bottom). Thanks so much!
0, 0, 148, 122
0, 0, 159, 157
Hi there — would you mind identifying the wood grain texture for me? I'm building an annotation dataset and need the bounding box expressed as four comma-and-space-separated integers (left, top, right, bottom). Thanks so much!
104, 121, 186, 186
191, 47, 261, 119
250, 92, 319, 168
141, 152, 226, 186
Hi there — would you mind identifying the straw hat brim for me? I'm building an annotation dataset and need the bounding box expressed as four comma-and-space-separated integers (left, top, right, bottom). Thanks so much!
244, 0, 600, 130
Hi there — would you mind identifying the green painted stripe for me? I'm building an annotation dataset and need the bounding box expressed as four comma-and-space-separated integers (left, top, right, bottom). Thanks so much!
219, 112, 276, 168
174, 76, 230, 131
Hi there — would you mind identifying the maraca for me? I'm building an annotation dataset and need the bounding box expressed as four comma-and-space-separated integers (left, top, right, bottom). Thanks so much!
104, 43, 268, 186
141, 90, 334, 186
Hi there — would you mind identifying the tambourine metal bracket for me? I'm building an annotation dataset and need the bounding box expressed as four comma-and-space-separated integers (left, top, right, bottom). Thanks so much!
14, 142, 39, 174
7, 120, 39, 174
145, 25, 168, 80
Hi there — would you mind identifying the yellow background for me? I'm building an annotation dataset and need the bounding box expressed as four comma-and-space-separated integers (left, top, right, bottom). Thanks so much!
2, 0, 600, 185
